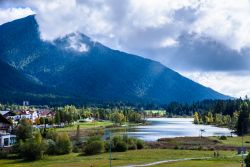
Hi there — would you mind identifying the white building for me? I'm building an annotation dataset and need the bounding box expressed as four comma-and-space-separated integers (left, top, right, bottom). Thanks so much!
0, 133, 16, 148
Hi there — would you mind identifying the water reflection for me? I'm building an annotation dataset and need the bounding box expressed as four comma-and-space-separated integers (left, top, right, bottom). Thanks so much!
115, 118, 234, 141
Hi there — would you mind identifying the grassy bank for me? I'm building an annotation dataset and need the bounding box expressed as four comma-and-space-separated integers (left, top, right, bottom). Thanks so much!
210, 136, 250, 147
55, 121, 113, 132
0, 149, 239, 167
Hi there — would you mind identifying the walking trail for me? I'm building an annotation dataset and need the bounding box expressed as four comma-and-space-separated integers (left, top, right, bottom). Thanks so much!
117, 154, 244, 167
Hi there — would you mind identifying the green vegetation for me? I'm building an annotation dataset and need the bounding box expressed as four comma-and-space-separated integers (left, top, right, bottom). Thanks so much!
210, 135, 250, 147
55, 121, 113, 132
192, 98, 250, 137
83, 136, 105, 155
0, 149, 239, 167
153, 157, 241, 167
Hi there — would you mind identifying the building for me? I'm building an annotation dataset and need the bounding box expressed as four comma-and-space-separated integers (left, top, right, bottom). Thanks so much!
0, 114, 16, 148
0, 114, 12, 133
0, 133, 16, 148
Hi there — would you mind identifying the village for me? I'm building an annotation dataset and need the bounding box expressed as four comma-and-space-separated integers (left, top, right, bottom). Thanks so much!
0, 101, 60, 148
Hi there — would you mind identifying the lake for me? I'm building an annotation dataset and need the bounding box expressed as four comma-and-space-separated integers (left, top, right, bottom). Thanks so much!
115, 118, 234, 141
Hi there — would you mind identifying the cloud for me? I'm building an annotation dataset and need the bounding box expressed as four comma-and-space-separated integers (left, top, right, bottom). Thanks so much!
0, 7, 35, 25
66, 33, 89, 53
181, 71, 250, 98
1, 0, 250, 97
190, 0, 250, 51
160, 38, 179, 48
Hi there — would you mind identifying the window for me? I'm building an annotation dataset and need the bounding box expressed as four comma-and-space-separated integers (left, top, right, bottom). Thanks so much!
4, 138, 9, 146
10, 137, 16, 145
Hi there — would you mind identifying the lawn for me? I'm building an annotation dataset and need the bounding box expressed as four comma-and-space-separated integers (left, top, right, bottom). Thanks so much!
210, 135, 250, 147
55, 121, 113, 132
153, 157, 242, 167
0, 149, 239, 167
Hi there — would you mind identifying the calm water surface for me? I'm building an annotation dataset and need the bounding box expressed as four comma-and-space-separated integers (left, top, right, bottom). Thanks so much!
118, 118, 234, 141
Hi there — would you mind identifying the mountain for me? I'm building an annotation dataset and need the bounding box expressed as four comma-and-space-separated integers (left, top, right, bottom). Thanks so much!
0, 59, 72, 104
0, 15, 229, 105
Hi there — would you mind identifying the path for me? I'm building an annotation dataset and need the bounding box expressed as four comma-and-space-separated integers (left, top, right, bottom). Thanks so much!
117, 154, 245, 167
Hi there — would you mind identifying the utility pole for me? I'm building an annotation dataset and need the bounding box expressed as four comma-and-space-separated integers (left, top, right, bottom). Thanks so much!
241, 121, 244, 167
109, 130, 112, 167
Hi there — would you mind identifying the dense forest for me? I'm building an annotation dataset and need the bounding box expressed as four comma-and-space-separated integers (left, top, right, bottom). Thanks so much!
1, 97, 250, 135
164, 97, 250, 136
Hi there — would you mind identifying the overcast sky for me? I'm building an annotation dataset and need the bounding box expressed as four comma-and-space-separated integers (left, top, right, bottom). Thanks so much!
1, 0, 250, 98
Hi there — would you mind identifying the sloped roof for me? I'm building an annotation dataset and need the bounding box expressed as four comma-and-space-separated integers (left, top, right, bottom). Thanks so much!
0, 114, 12, 125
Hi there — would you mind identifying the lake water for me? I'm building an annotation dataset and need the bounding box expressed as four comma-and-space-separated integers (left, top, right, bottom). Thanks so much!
117, 118, 234, 141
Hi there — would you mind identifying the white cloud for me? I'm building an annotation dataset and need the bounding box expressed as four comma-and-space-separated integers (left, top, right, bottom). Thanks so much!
181, 71, 250, 98
190, 0, 250, 51
1, 0, 250, 97
0, 7, 35, 25
66, 33, 89, 53
160, 38, 178, 47
2, 0, 250, 52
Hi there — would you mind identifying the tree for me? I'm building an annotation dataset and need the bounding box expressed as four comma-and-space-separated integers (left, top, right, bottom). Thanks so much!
15, 118, 33, 141
193, 112, 200, 124
55, 132, 72, 154
111, 112, 125, 125
19, 132, 48, 160
236, 102, 249, 136
76, 125, 80, 142
34, 118, 40, 125
55, 111, 61, 125
245, 153, 250, 167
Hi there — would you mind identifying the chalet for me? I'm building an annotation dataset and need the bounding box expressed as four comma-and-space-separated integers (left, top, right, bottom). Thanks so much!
14, 110, 39, 123
0, 133, 16, 148
38, 109, 55, 119
0, 114, 12, 133
0, 111, 16, 120
0, 114, 16, 148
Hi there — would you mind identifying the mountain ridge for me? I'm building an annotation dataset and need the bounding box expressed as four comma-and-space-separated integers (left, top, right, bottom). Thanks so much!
0, 15, 230, 105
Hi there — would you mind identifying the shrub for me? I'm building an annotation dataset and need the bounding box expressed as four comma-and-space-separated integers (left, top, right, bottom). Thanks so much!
115, 141, 127, 152
15, 118, 33, 141
84, 141, 104, 155
219, 136, 227, 140
19, 132, 48, 160
46, 139, 56, 155
245, 153, 250, 167
55, 133, 72, 155
46, 129, 58, 141
136, 139, 144, 149
128, 143, 137, 150
0, 149, 8, 159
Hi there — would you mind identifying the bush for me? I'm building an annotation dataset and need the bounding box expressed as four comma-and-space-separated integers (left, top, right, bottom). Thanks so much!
15, 118, 33, 141
219, 136, 227, 140
0, 149, 8, 159
84, 140, 104, 155
136, 139, 144, 149
19, 132, 48, 160
115, 141, 127, 152
245, 153, 250, 167
46, 139, 56, 155
128, 143, 137, 150
55, 133, 72, 155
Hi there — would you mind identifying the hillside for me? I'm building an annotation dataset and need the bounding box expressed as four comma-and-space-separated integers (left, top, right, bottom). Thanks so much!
0, 15, 229, 104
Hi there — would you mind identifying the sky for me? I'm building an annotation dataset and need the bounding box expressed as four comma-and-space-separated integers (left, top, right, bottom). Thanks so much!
0, 0, 250, 98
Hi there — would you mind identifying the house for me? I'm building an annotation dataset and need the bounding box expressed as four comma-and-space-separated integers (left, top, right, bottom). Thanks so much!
14, 110, 39, 123
0, 111, 16, 120
0, 114, 17, 148
0, 114, 12, 134
0, 133, 16, 148
38, 109, 55, 119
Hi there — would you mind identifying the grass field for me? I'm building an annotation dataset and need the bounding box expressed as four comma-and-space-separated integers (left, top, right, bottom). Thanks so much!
55, 121, 113, 132
210, 135, 250, 147
153, 158, 242, 167
0, 149, 241, 167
